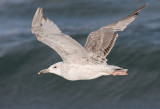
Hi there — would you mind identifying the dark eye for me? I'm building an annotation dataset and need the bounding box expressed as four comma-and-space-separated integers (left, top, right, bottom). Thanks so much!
115, 68, 122, 71
54, 66, 57, 68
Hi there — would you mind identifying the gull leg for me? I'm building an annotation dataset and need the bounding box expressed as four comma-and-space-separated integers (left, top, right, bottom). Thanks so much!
112, 70, 128, 76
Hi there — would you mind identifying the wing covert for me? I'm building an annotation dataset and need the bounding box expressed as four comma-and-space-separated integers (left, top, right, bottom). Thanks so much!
31, 8, 89, 64
84, 4, 146, 64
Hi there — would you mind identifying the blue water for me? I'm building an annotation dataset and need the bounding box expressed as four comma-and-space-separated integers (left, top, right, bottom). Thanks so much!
0, 0, 160, 109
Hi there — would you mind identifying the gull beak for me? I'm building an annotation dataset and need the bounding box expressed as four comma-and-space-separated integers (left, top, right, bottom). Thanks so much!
38, 69, 49, 75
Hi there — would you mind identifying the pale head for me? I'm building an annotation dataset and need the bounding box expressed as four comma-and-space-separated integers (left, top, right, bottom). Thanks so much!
38, 62, 63, 76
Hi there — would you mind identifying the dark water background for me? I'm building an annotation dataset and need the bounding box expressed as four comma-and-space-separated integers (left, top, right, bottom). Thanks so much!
0, 0, 160, 109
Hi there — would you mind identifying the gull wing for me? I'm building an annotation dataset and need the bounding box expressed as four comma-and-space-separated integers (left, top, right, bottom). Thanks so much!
84, 4, 146, 64
31, 8, 89, 64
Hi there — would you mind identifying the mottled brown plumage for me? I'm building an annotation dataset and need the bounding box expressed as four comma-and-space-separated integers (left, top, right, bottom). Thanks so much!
30, 4, 146, 81
84, 4, 147, 64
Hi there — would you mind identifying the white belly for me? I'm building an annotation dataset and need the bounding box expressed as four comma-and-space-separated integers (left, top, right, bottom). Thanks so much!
61, 64, 111, 81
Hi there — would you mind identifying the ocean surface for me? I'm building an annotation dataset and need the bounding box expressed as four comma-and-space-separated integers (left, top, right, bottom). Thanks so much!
0, 0, 160, 109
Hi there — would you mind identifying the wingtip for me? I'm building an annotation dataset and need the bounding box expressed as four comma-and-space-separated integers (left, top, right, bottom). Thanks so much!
130, 4, 147, 17
31, 7, 43, 28
139, 3, 148, 10
143, 3, 148, 8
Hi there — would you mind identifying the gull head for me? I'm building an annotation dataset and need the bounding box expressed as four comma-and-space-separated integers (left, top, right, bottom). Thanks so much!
38, 62, 63, 76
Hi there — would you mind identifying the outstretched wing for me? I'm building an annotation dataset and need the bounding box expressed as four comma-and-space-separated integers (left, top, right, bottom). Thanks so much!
31, 8, 89, 64
84, 4, 146, 64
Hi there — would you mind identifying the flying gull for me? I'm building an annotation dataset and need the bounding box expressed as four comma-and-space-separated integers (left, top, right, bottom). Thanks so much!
31, 4, 146, 81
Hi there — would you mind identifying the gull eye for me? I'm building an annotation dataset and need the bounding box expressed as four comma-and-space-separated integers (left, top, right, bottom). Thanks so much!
54, 66, 57, 68
115, 68, 122, 71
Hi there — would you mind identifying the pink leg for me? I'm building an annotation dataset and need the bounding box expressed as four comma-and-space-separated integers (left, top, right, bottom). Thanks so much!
112, 70, 128, 76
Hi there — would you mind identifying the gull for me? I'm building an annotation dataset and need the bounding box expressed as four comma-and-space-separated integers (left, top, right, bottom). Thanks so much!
31, 4, 146, 81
